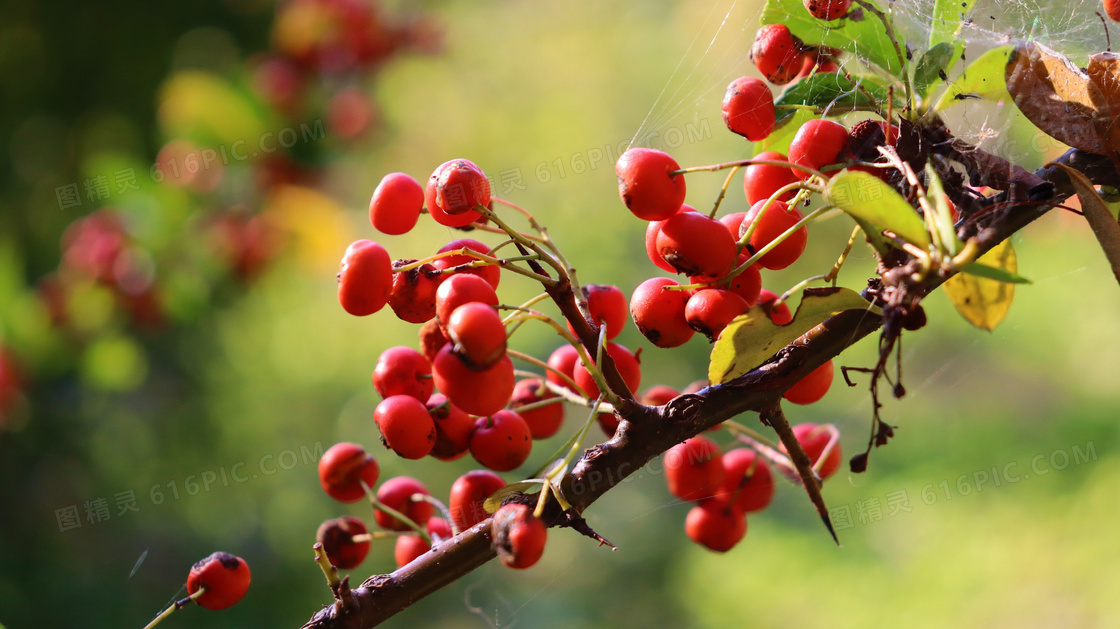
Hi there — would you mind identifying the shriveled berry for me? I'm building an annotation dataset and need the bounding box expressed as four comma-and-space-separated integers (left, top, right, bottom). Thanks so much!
744, 151, 799, 204
389, 259, 441, 323
510, 378, 565, 439
783, 359, 834, 405
372, 346, 433, 402
418, 318, 449, 363
741, 199, 808, 270
433, 346, 515, 416
616, 148, 687, 221
187, 552, 251, 610
568, 284, 628, 340
572, 342, 641, 398
685, 288, 749, 341
715, 449, 774, 513
656, 211, 738, 278
337, 240, 392, 316
374, 476, 434, 531
685, 500, 746, 552
751, 24, 806, 85
319, 442, 380, 503
492, 503, 547, 569
665, 436, 726, 501
317, 516, 370, 570
449, 469, 506, 531
432, 238, 501, 289
426, 159, 489, 226
722, 77, 775, 141
370, 172, 424, 235
375, 395, 437, 459
447, 302, 507, 370
804, 0, 852, 20
630, 277, 695, 348
788, 118, 849, 180
469, 410, 533, 472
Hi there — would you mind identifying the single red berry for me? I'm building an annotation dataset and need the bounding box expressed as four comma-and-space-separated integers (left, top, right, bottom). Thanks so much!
722, 77, 775, 141
510, 378, 565, 439
783, 423, 842, 480
656, 211, 738, 278
715, 449, 775, 513
375, 395, 437, 459
418, 318, 449, 363
425, 159, 489, 226
428, 517, 453, 541
372, 346, 433, 402
545, 344, 580, 391
665, 436, 726, 501
491, 503, 547, 569
568, 284, 628, 340
469, 410, 533, 472
374, 476, 434, 531
630, 277, 695, 348
741, 199, 808, 270
370, 172, 424, 235
615, 148, 687, 221
319, 442, 380, 503
447, 302, 507, 370
435, 273, 499, 332
337, 240, 392, 316
389, 259, 442, 324
394, 517, 454, 568
186, 552, 251, 610
744, 151, 799, 204
685, 500, 747, 552
803, 0, 852, 20
645, 204, 694, 272
432, 238, 501, 290
751, 24, 806, 85
597, 413, 621, 438
757, 288, 793, 325
685, 288, 749, 341
449, 469, 506, 531
640, 385, 679, 406
572, 342, 641, 398
316, 516, 370, 570
1107, 0, 1120, 22
432, 345, 515, 416
788, 118, 849, 180
784, 360, 834, 405
796, 51, 842, 79
426, 393, 475, 461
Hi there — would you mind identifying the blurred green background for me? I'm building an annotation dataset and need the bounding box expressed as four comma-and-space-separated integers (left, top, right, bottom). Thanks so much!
1, 0, 1119, 628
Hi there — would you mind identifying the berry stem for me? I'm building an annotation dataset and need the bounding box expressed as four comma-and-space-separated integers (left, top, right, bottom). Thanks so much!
313, 542, 342, 589
708, 165, 743, 219
141, 587, 206, 629
671, 158, 828, 181
474, 203, 568, 279
773, 224, 863, 306
734, 204, 832, 273
411, 493, 458, 536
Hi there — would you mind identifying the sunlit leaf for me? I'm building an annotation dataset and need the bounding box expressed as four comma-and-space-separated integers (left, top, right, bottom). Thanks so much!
934, 45, 1013, 110
825, 170, 931, 252
773, 72, 893, 129
1049, 162, 1120, 287
762, 0, 902, 75
758, 108, 814, 154
708, 287, 881, 384
913, 42, 955, 99
923, 163, 964, 257
483, 481, 542, 514
943, 239, 1019, 331
928, 0, 977, 76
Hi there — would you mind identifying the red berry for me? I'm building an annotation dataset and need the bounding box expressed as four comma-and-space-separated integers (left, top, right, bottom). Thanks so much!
510, 378, 565, 439
432, 238, 501, 290
744, 151, 799, 204
337, 240, 392, 316
375, 395, 437, 459
372, 346, 433, 402
685, 500, 746, 552
645, 204, 694, 272
665, 437, 726, 501
389, 260, 442, 324
568, 284, 628, 340
449, 469, 506, 531
545, 344, 580, 391
435, 274, 499, 332
788, 118, 849, 180
470, 410, 533, 472
394, 518, 454, 568
186, 552, 251, 610
319, 442, 380, 503
715, 449, 774, 513
804, 0, 852, 20
1107, 0, 1120, 22
418, 318, 449, 363
741, 199, 808, 270
425, 159, 490, 227
656, 211, 738, 278
758, 288, 793, 325
630, 277, 695, 349
446, 302, 507, 370
783, 360, 834, 405
685, 288, 749, 341
722, 77, 775, 141
615, 148, 687, 221
640, 385, 679, 406
783, 423, 842, 480
374, 476, 434, 531
432, 345, 515, 416
491, 503, 547, 569
316, 516, 370, 570
751, 24, 806, 85
693, 252, 762, 306
426, 393, 475, 461
573, 342, 641, 398
597, 413, 621, 438
370, 173, 424, 235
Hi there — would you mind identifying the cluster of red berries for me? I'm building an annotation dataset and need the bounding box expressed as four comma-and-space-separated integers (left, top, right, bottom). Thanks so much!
664, 422, 840, 552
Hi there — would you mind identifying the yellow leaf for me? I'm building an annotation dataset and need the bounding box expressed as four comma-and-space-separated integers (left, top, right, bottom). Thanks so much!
943, 239, 1018, 331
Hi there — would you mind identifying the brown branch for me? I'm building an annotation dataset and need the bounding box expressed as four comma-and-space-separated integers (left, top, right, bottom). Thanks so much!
299, 148, 1119, 629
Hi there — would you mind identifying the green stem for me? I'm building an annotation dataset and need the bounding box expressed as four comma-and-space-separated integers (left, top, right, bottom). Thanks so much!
141, 588, 206, 629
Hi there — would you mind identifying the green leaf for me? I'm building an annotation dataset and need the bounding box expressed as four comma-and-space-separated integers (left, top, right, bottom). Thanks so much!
1049, 162, 1120, 288
825, 170, 932, 252
943, 239, 1019, 330
929, 0, 978, 76
958, 262, 1031, 284
934, 45, 1013, 110
923, 163, 964, 256
483, 480, 544, 514
773, 72, 895, 128
758, 108, 814, 154
913, 42, 956, 99
762, 0, 903, 75
708, 287, 881, 384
